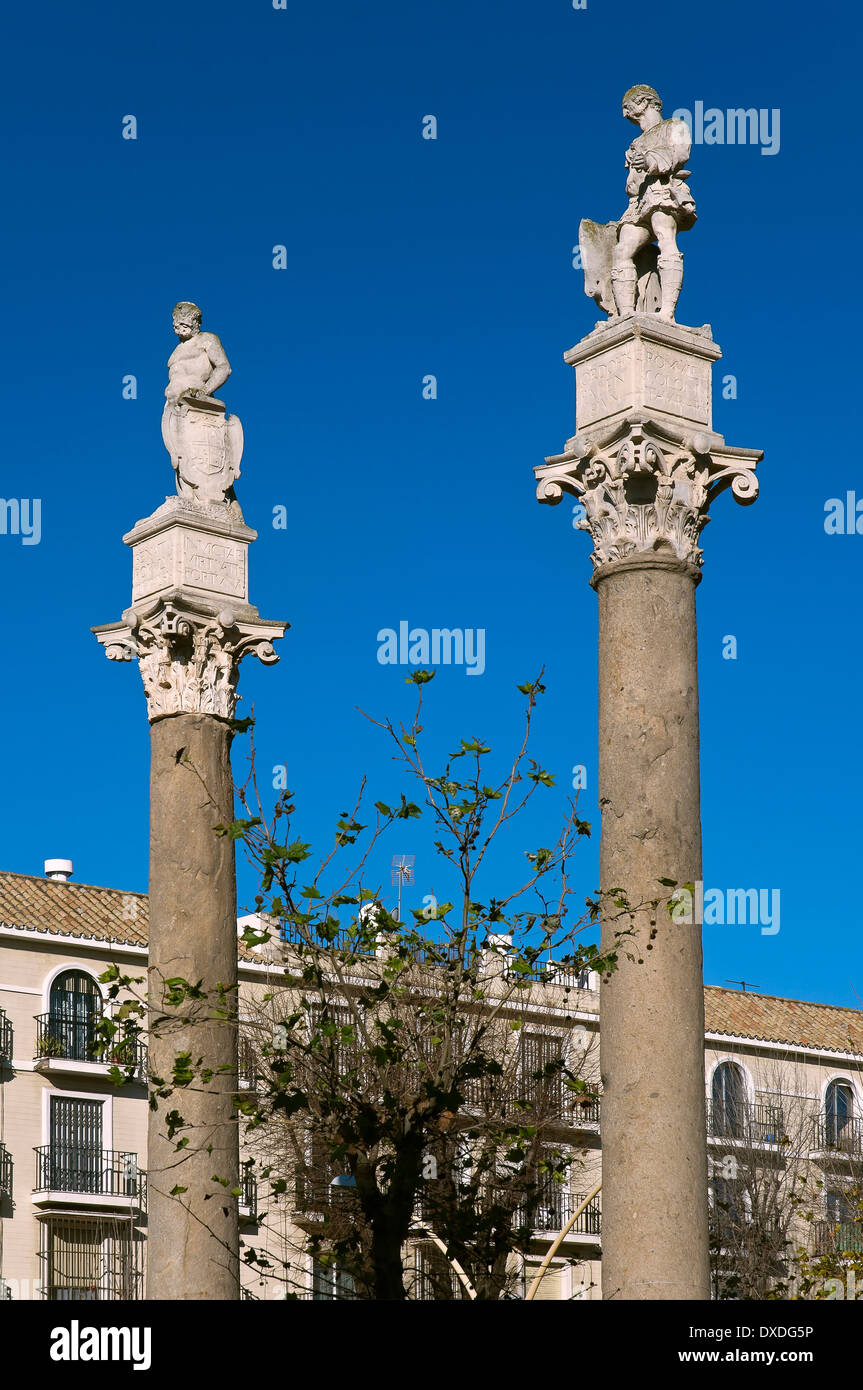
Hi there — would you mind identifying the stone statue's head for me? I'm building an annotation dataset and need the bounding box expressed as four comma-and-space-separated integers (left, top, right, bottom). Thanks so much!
621, 85, 662, 123
172, 301, 202, 340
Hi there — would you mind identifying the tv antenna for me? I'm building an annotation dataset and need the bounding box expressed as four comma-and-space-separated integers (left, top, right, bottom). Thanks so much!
391, 854, 415, 923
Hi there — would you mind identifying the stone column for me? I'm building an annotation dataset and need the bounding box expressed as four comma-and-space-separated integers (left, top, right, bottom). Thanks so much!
94, 489, 287, 1300
535, 313, 761, 1300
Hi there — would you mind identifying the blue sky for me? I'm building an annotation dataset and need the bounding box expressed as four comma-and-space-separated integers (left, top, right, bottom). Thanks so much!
1, 0, 860, 1007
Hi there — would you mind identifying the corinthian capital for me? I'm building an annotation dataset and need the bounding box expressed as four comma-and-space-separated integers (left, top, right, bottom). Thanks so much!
535, 413, 760, 571
94, 599, 287, 722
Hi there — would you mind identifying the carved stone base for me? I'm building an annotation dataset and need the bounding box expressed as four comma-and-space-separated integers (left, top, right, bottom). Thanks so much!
535, 318, 762, 571
125, 496, 256, 609
93, 499, 287, 722
568, 313, 720, 433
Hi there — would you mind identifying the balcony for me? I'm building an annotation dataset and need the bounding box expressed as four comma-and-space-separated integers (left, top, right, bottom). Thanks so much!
239, 1169, 258, 1220
411, 1182, 601, 1242
706, 1099, 784, 1146
812, 1117, 863, 1160
280, 921, 376, 956
529, 1190, 601, 1238
813, 1220, 863, 1256
569, 1095, 601, 1130
238, 1035, 257, 1091
33, 1146, 146, 1213
461, 1074, 600, 1129
34, 1015, 146, 1081
0, 1143, 12, 1201
0, 1008, 12, 1067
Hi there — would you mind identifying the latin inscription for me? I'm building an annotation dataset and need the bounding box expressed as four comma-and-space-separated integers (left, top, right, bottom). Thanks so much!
132, 536, 174, 600
576, 345, 633, 427
642, 343, 709, 424
182, 534, 245, 598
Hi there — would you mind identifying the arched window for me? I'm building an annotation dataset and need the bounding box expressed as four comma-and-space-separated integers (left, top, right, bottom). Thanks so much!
48, 971, 102, 1061
825, 1080, 854, 1148
711, 1061, 747, 1139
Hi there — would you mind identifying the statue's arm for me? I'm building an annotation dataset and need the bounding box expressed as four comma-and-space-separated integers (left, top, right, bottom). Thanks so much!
201, 333, 232, 395
636, 123, 691, 176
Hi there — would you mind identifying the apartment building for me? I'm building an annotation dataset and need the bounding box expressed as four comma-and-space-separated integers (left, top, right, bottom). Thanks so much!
0, 864, 861, 1300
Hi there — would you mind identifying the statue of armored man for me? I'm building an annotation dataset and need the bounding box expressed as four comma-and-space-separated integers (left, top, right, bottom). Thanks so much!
579, 85, 696, 323
161, 301, 244, 513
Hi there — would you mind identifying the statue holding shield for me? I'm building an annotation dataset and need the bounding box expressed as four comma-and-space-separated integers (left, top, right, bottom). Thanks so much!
161, 302, 244, 511
579, 85, 696, 324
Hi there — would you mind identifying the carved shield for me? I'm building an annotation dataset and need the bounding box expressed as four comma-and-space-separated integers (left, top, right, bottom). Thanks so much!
162, 398, 244, 504
185, 413, 228, 479
579, 218, 661, 317
579, 219, 617, 315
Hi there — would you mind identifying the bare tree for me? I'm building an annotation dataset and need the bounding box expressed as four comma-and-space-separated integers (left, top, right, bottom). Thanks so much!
229, 672, 625, 1300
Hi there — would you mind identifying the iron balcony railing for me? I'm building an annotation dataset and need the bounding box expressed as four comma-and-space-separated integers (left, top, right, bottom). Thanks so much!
239, 1170, 258, 1219
0, 1143, 12, 1201
570, 1096, 601, 1127
812, 1116, 863, 1157
34, 1146, 145, 1207
529, 1190, 602, 1236
813, 1219, 863, 1256
461, 1074, 600, 1127
504, 961, 593, 989
34, 1015, 146, 1074
238, 1035, 257, 1089
706, 1098, 784, 1144
280, 921, 377, 955
0, 1278, 11, 1300
0, 1008, 12, 1066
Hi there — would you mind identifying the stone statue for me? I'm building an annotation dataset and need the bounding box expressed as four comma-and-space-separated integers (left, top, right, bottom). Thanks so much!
161, 302, 244, 511
579, 85, 696, 323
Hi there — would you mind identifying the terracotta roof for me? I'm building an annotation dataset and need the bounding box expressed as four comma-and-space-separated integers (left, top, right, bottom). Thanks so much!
2, 873, 862, 1050
0, 870, 148, 948
0, 870, 266, 963
705, 985, 863, 1057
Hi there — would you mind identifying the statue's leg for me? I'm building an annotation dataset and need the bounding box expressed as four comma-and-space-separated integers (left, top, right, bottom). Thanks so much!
654, 215, 684, 321
612, 224, 649, 317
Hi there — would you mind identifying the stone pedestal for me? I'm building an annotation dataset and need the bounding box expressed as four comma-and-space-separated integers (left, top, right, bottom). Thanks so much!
535, 312, 761, 1301
94, 495, 287, 1300
94, 497, 286, 723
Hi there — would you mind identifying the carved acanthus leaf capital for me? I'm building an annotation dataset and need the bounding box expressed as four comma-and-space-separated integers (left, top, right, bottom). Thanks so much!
94, 599, 287, 722
535, 414, 760, 570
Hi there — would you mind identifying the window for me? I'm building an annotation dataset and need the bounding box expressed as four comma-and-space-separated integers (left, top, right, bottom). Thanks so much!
48, 971, 102, 1062
710, 1175, 749, 1246
297, 1132, 353, 1212
310, 1004, 361, 1078
520, 1032, 565, 1112
311, 1259, 356, 1301
531, 1145, 571, 1231
825, 1080, 854, 1147
40, 1217, 142, 1301
45, 1097, 103, 1193
413, 1244, 465, 1301
0, 1142, 12, 1201
711, 1062, 747, 1139
826, 1189, 854, 1225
